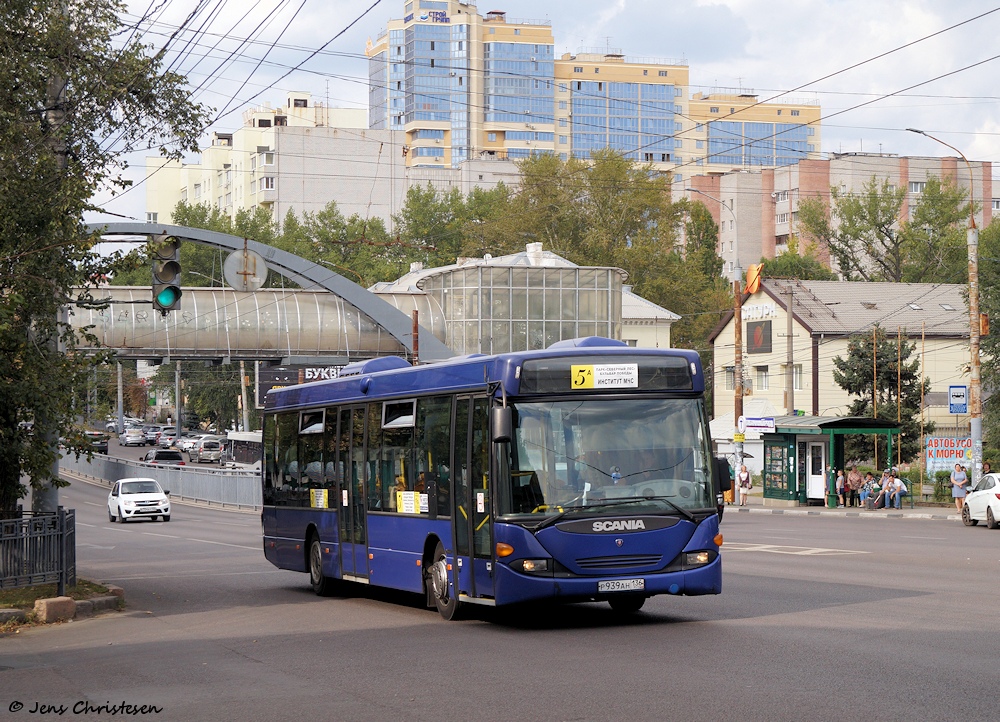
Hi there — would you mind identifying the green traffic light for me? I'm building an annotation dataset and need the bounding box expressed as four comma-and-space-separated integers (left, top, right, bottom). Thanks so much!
155, 286, 181, 308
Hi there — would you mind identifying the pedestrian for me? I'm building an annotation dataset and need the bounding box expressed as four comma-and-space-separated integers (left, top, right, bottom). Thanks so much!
875, 469, 892, 508
737, 464, 752, 506
984, 462, 992, 476
836, 468, 846, 507
859, 472, 875, 508
951, 462, 969, 515
847, 465, 863, 507
889, 473, 908, 509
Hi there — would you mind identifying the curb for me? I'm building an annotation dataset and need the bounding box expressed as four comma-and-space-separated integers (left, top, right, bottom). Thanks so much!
1, 585, 124, 628
726, 506, 959, 520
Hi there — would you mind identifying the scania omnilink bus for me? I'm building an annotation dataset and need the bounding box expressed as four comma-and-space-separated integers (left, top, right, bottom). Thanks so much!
261, 337, 729, 619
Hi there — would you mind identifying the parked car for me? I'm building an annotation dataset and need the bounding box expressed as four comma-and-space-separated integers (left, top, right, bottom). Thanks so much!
85, 430, 109, 454
962, 472, 1000, 528
191, 437, 223, 463
143, 424, 164, 445
107, 477, 170, 522
119, 428, 146, 447
177, 433, 209, 453
142, 448, 186, 465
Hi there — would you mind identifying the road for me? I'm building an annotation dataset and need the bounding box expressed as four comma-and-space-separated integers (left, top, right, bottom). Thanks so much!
1, 475, 994, 722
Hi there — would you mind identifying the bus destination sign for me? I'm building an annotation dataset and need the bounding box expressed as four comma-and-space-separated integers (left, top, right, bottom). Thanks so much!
571, 363, 639, 389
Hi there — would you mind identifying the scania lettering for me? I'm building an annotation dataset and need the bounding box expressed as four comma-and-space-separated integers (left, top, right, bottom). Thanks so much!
593, 520, 646, 532
260, 337, 730, 619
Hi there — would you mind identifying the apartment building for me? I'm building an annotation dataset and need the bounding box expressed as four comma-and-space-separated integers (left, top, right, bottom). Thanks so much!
687, 153, 994, 278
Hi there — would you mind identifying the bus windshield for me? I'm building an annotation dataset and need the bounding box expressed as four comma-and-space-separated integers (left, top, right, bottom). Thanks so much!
500, 397, 714, 518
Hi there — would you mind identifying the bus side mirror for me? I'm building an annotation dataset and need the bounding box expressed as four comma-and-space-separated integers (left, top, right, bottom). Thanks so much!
491, 406, 512, 443
714, 457, 732, 492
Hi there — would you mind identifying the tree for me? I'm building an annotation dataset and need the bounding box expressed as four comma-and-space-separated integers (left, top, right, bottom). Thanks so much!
831, 325, 932, 462
761, 236, 837, 281
0, 0, 208, 511
976, 217, 1000, 450
799, 177, 906, 281
798, 175, 970, 283
899, 176, 970, 283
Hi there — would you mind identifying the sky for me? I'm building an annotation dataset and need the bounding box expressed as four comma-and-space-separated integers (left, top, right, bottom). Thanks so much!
88, 0, 1000, 225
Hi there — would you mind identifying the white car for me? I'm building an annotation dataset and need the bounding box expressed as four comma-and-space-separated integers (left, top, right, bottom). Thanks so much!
119, 428, 146, 447
963, 472, 1000, 528
177, 434, 209, 453
108, 477, 171, 523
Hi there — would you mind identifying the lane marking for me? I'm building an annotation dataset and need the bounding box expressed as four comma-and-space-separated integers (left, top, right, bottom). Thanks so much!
901, 535, 946, 540
725, 542, 870, 556
189, 537, 260, 551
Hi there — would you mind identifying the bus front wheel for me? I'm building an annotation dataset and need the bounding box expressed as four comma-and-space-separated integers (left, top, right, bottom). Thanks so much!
428, 541, 460, 620
309, 535, 336, 597
608, 594, 646, 614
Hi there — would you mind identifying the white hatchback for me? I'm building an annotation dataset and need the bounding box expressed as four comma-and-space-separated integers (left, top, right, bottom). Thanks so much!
108, 477, 171, 523
963, 473, 1000, 528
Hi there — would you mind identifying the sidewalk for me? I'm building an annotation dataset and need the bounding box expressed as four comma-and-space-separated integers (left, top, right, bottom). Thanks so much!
727, 487, 960, 520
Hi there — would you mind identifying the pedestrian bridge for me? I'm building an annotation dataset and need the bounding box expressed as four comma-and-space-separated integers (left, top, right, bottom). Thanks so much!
79, 223, 451, 363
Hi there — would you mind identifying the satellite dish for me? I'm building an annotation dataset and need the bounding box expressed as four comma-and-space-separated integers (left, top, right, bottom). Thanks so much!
223, 249, 268, 292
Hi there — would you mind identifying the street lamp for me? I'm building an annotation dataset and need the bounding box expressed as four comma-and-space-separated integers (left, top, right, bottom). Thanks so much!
687, 187, 745, 473
686, 187, 741, 281
907, 127, 982, 487
188, 270, 219, 286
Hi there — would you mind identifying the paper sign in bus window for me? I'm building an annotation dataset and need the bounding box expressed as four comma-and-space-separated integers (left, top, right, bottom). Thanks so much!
571, 363, 638, 389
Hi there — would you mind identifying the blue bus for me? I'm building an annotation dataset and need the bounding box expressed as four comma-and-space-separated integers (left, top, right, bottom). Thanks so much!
261, 337, 730, 619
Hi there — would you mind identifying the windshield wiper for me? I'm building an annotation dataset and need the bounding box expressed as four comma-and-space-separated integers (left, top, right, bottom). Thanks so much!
532, 495, 695, 531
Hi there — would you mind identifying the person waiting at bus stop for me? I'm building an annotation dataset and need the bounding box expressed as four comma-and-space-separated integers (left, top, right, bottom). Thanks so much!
951, 463, 968, 515
887, 473, 908, 509
846, 466, 863, 507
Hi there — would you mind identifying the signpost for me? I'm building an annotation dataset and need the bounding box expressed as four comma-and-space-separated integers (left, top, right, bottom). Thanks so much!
738, 415, 775, 433
949, 385, 968, 415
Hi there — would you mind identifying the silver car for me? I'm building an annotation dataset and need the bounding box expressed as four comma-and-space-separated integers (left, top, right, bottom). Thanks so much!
191, 437, 223, 463
119, 428, 146, 447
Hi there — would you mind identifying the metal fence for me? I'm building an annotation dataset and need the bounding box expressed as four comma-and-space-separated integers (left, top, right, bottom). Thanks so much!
60, 452, 263, 510
0, 508, 76, 595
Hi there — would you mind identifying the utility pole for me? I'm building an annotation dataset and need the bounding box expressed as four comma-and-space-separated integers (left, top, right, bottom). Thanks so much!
33, 30, 69, 514
175, 361, 183, 433
785, 284, 794, 415
907, 128, 982, 487
239, 360, 250, 432
734, 280, 744, 469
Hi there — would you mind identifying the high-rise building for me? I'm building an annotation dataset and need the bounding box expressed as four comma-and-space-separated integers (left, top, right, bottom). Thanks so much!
367, 0, 821, 185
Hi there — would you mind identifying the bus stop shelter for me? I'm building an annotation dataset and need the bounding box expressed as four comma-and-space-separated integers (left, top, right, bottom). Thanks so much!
760, 416, 900, 507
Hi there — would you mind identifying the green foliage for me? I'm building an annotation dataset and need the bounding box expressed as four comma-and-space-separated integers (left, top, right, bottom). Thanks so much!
977, 217, 1000, 449
0, 0, 209, 511
831, 325, 933, 462
761, 236, 837, 280
899, 176, 970, 283
798, 174, 970, 284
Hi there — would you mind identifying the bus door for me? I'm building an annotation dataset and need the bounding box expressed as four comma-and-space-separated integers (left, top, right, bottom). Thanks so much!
338, 406, 369, 581
454, 396, 494, 599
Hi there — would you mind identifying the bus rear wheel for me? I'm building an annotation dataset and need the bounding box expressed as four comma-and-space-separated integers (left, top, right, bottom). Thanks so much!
608, 594, 646, 614
309, 535, 336, 597
427, 541, 460, 620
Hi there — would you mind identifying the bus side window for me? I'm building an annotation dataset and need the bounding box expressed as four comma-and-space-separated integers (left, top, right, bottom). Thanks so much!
416, 396, 452, 518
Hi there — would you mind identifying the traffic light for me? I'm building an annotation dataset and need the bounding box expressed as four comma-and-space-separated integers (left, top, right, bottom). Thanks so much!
151, 235, 182, 314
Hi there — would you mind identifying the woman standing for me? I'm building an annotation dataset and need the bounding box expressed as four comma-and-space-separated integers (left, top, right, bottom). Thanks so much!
951, 462, 969, 515
737, 465, 752, 506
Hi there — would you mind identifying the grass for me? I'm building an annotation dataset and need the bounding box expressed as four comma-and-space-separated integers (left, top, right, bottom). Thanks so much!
0, 579, 113, 610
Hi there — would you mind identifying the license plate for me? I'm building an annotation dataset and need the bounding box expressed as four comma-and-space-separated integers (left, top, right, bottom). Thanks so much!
598, 578, 645, 593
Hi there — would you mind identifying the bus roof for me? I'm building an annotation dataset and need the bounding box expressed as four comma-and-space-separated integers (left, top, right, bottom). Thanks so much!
264, 338, 704, 412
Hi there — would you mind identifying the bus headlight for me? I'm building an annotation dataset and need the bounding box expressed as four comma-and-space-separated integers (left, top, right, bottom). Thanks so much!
684, 551, 711, 567
512, 558, 550, 574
